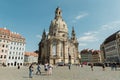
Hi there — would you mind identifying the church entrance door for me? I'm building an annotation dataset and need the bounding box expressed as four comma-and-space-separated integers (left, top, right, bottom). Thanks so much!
53, 59, 56, 65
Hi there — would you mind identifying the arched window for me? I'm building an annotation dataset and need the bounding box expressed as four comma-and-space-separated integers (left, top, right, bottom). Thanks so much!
60, 42, 63, 57
59, 11, 60, 15
52, 42, 56, 56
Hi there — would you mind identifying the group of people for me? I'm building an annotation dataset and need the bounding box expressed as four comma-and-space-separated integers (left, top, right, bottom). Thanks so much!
110, 63, 118, 71
90, 63, 119, 71
28, 62, 119, 78
89, 63, 106, 71
44, 63, 53, 75
29, 63, 53, 78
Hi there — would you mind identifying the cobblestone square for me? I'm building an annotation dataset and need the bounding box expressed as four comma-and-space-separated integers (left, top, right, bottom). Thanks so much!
0, 65, 120, 80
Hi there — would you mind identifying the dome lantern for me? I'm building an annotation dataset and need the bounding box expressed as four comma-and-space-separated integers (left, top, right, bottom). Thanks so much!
55, 7, 62, 19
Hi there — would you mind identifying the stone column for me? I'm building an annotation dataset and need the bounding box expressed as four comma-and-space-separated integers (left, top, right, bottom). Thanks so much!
56, 41, 58, 56
49, 41, 53, 64
62, 41, 64, 62
56, 41, 60, 57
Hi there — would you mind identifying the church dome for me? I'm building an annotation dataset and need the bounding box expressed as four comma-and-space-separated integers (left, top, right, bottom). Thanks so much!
49, 7, 68, 37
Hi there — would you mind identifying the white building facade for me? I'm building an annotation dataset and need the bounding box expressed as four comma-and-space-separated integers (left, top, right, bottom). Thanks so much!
0, 28, 25, 66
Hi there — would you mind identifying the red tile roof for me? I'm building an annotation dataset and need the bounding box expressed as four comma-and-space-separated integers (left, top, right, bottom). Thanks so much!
0, 28, 25, 41
25, 52, 38, 57
0, 28, 10, 35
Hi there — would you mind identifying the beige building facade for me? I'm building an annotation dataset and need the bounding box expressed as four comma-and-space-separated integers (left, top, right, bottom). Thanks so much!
80, 49, 103, 64
38, 7, 79, 65
92, 50, 103, 63
24, 52, 38, 65
100, 31, 120, 63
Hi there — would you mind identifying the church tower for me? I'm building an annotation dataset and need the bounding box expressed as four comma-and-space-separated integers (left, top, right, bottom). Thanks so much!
42, 29, 46, 40
71, 27, 76, 40
38, 7, 79, 65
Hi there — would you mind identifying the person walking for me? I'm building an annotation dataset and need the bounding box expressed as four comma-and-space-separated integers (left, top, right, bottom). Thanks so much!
17, 64, 20, 69
29, 64, 34, 78
44, 63, 49, 75
114, 63, 117, 71
81, 63, 83, 68
48, 64, 53, 75
68, 62, 71, 70
36, 63, 41, 75
110, 63, 114, 70
90, 63, 93, 71
102, 63, 105, 71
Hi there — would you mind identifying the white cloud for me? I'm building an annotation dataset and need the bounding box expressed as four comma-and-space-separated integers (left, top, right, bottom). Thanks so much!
78, 31, 98, 42
78, 35, 98, 42
97, 20, 120, 39
36, 35, 42, 39
100, 21, 120, 31
75, 13, 88, 20
79, 43, 87, 46
46, 31, 49, 34
72, 20, 76, 23
84, 31, 98, 36
78, 20, 120, 50
71, 12, 88, 23
79, 21, 120, 42
84, 32, 92, 35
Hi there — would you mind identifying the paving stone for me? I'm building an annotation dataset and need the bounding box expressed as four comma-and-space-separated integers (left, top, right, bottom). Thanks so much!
0, 65, 120, 80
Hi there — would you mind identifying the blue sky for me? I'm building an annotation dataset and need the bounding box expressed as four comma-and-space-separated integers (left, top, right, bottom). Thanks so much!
0, 0, 120, 52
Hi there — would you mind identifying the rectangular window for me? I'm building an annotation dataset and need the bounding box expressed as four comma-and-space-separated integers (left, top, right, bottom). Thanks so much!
4, 55, 6, 59
2, 45, 5, 48
6, 45, 8, 48
0, 55, 3, 58
2, 50, 4, 53
9, 56, 11, 59
9, 52, 11, 54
